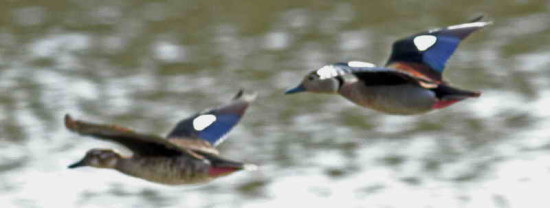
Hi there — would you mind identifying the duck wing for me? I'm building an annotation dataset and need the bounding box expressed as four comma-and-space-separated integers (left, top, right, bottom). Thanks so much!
354, 69, 437, 89
386, 19, 491, 82
166, 90, 256, 149
65, 114, 202, 159
322, 63, 437, 88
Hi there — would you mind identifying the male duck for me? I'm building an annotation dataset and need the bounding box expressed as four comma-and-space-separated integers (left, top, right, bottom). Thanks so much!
286, 19, 491, 115
66, 90, 257, 185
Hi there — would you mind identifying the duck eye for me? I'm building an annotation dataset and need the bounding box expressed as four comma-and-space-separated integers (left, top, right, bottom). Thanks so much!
307, 75, 316, 81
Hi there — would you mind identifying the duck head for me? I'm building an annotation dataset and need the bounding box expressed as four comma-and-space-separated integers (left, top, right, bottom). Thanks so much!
285, 69, 340, 94
69, 149, 122, 169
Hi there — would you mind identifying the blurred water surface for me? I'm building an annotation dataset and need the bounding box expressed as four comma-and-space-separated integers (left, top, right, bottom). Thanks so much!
0, 0, 549, 207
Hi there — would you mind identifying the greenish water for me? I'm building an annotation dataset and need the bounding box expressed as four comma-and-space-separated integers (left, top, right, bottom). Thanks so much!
0, 0, 549, 207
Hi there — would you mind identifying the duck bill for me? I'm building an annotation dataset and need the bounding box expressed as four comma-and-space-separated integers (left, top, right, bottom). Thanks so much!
68, 159, 86, 169
284, 85, 306, 94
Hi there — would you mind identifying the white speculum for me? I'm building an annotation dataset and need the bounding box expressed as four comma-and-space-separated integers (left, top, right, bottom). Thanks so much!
347, 61, 375, 68
192, 114, 217, 131
413, 35, 437, 51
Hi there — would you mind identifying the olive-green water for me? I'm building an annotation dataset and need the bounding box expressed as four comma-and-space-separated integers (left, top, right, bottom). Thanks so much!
0, 0, 549, 207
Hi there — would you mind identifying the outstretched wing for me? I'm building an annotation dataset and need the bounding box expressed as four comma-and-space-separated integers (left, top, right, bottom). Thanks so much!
65, 114, 199, 158
386, 20, 491, 82
166, 90, 256, 147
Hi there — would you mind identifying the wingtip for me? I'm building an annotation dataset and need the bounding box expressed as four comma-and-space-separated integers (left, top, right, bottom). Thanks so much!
468, 14, 494, 25
468, 14, 485, 23
478, 21, 494, 27
449, 21, 493, 30
233, 89, 257, 103
233, 89, 244, 99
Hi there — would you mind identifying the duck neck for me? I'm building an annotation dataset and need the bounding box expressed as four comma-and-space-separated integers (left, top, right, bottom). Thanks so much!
335, 76, 345, 91
113, 157, 131, 173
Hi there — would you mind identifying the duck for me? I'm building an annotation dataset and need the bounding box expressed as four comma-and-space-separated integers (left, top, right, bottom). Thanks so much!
285, 18, 491, 115
66, 90, 257, 185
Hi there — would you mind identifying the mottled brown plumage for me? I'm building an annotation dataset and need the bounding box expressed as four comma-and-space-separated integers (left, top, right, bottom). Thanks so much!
67, 90, 257, 185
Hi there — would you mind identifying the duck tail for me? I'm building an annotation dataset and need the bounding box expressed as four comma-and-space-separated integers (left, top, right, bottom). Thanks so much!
432, 84, 481, 100
207, 157, 257, 177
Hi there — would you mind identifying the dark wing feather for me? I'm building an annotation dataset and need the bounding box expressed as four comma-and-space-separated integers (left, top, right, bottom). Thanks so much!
354, 71, 416, 86
167, 90, 256, 147
197, 152, 247, 169
65, 114, 198, 158
349, 67, 436, 88
431, 84, 481, 100
386, 20, 491, 82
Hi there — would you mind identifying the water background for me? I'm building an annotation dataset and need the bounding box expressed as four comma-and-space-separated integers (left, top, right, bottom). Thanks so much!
0, 0, 549, 207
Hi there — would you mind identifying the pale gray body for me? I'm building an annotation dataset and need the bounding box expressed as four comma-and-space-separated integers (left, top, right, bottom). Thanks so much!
289, 70, 440, 115
339, 80, 436, 115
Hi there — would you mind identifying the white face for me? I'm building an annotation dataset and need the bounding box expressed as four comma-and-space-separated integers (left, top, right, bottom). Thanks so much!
288, 63, 371, 94
300, 70, 340, 93
315, 65, 341, 79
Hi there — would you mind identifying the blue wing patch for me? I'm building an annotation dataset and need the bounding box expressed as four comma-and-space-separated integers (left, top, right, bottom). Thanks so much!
167, 90, 255, 147
197, 114, 241, 146
386, 21, 490, 79
422, 36, 460, 72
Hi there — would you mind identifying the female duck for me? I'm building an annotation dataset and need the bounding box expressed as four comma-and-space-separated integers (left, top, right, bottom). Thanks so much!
67, 90, 257, 185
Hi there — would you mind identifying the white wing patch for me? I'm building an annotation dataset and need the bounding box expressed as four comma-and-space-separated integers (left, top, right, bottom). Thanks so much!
413, 35, 437, 51
192, 114, 217, 131
347, 61, 376, 68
